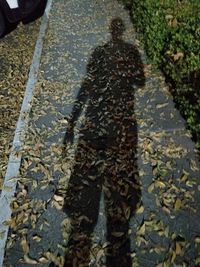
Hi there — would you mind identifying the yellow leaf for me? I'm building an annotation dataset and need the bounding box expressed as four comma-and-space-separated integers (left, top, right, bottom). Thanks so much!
136, 205, 144, 214
171, 18, 178, 27
195, 257, 200, 265
171, 250, 176, 263
195, 237, 200, 243
138, 223, 145, 236
156, 197, 161, 207
155, 247, 164, 254
173, 52, 184, 61
176, 242, 182, 255
155, 181, 166, 189
164, 226, 169, 237
148, 183, 154, 193
61, 163, 70, 173
175, 198, 182, 210
180, 171, 189, 183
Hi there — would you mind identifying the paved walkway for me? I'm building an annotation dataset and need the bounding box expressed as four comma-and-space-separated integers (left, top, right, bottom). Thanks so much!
1, 0, 200, 266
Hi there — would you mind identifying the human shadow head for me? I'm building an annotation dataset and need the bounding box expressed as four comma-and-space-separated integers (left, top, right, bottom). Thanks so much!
110, 17, 126, 42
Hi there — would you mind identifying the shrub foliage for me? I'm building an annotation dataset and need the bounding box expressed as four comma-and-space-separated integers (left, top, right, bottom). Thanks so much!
122, 0, 200, 148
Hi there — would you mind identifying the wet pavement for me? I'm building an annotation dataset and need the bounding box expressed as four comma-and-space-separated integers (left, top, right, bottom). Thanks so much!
1, 0, 200, 266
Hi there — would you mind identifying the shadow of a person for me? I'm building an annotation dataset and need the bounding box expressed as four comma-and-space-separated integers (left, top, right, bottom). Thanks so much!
63, 18, 145, 267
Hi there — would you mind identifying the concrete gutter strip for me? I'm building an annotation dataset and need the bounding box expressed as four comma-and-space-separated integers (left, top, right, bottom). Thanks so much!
0, 1, 53, 266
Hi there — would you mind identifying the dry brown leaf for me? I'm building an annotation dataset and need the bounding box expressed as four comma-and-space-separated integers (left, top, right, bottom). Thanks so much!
21, 238, 29, 254
38, 257, 49, 263
102, 241, 111, 248
125, 207, 131, 220
53, 195, 64, 202
156, 103, 168, 109
171, 250, 176, 263
162, 206, 171, 215
96, 249, 104, 263
32, 235, 42, 242
24, 255, 38, 264
52, 200, 63, 210
111, 232, 124, 237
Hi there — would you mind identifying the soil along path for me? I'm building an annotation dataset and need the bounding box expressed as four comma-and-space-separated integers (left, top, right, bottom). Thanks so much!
1, 0, 200, 266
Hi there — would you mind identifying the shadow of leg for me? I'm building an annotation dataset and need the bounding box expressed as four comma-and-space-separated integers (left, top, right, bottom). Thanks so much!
63, 142, 103, 266
104, 139, 140, 267
106, 198, 132, 267
64, 185, 101, 266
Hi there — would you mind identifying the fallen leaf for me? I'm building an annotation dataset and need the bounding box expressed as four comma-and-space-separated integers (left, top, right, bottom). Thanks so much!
148, 183, 154, 193
53, 195, 64, 202
137, 223, 145, 236
174, 198, 182, 210
24, 255, 38, 264
175, 242, 182, 255
155, 181, 166, 189
111, 232, 124, 237
21, 238, 29, 254
136, 205, 144, 214
195, 237, 200, 243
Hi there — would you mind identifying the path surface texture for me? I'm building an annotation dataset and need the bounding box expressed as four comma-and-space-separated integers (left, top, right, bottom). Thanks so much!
1, 0, 200, 266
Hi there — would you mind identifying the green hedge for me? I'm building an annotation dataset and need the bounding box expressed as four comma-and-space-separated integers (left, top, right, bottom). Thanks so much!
122, 0, 200, 148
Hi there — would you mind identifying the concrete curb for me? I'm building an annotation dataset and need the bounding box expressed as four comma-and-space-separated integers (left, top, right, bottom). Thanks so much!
0, 1, 53, 266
